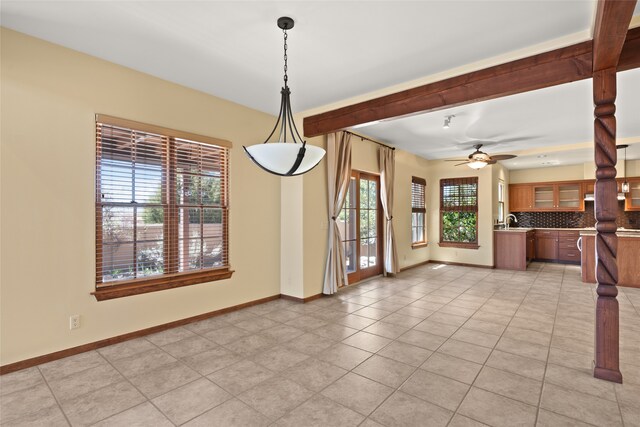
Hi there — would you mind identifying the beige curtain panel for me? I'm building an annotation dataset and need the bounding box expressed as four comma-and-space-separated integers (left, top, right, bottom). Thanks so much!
379, 146, 399, 275
323, 132, 352, 294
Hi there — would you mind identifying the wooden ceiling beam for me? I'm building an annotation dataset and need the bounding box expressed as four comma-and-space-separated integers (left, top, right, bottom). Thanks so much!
618, 26, 640, 71
593, 0, 638, 71
304, 27, 640, 138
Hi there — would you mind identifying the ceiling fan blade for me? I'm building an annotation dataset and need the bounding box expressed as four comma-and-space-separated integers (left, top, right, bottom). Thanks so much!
490, 154, 517, 160
455, 162, 470, 166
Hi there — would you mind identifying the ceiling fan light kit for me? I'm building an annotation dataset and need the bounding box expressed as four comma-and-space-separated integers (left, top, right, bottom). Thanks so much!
243, 17, 325, 176
467, 160, 488, 170
446, 144, 517, 169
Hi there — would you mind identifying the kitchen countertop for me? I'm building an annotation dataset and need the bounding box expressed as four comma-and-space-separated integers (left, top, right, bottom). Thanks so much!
580, 229, 640, 237
494, 227, 586, 232
495, 227, 640, 234
494, 228, 534, 233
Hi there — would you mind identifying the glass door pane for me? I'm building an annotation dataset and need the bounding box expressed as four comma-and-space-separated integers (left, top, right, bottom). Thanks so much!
339, 177, 357, 273
630, 181, 640, 208
534, 186, 554, 209
360, 177, 379, 271
339, 172, 383, 284
558, 184, 581, 209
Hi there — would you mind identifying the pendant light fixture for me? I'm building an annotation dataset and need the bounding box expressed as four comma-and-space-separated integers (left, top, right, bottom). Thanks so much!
243, 17, 325, 176
617, 144, 630, 193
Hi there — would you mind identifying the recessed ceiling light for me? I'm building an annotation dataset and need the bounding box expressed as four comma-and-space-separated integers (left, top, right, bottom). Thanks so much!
537, 154, 547, 158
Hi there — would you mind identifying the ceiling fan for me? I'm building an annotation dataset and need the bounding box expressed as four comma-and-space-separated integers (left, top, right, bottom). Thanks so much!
446, 144, 517, 169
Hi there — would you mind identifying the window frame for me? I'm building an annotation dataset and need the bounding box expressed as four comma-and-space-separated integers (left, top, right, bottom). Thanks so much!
439, 177, 479, 249
411, 176, 427, 248
93, 115, 233, 301
497, 179, 505, 224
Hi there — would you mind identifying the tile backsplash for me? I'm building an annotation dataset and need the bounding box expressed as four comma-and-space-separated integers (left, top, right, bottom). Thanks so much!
511, 201, 640, 229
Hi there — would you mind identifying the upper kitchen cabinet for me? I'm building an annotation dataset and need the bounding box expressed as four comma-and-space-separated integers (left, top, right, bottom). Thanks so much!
532, 182, 583, 211
557, 183, 583, 210
584, 179, 629, 195
532, 184, 555, 210
626, 178, 640, 211
509, 184, 533, 212
509, 181, 584, 212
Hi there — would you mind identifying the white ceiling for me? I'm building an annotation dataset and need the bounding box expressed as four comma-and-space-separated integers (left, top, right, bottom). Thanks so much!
356, 67, 640, 169
1, 0, 597, 115
2, 1, 639, 170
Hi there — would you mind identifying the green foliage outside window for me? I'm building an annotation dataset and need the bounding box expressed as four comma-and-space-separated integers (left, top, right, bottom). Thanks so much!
440, 178, 478, 244
441, 211, 477, 243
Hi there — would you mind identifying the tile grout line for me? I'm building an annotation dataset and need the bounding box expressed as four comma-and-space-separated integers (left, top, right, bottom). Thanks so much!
532, 264, 566, 426
341, 268, 511, 425
446, 268, 543, 426
93, 347, 182, 426
8, 264, 637, 426
35, 365, 74, 427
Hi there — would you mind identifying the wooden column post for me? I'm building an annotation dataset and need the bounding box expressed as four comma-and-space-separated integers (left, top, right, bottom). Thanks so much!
590, 0, 637, 384
592, 68, 622, 383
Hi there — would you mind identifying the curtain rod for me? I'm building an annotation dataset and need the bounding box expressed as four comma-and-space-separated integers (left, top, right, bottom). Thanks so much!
344, 130, 395, 150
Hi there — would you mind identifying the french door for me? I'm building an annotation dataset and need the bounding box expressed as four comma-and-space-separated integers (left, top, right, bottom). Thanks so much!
339, 171, 383, 284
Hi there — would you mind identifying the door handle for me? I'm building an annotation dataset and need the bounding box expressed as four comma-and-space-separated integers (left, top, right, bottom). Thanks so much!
577, 236, 582, 252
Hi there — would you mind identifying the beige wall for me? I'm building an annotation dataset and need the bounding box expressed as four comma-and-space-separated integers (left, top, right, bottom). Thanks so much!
0, 29, 283, 365
426, 162, 495, 267
509, 164, 585, 183
492, 164, 510, 221
510, 160, 640, 184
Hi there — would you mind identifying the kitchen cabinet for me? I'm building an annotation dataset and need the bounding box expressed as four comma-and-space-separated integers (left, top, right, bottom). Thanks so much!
584, 179, 627, 196
526, 231, 536, 262
557, 184, 582, 210
509, 181, 583, 212
557, 231, 580, 262
494, 229, 534, 270
533, 183, 583, 211
535, 230, 558, 260
625, 178, 640, 211
533, 229, 580, 263
581, 232, 640, 287
533, 185, 555, 210
509, 185, 533, 212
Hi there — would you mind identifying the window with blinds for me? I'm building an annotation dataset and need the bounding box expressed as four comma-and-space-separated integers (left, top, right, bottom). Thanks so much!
95, 115, 232, 300
440, 177, 478, 247
411, 177, 426, 245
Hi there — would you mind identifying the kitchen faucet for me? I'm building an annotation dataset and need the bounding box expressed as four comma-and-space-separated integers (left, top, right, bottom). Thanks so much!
506, 214, 518, 229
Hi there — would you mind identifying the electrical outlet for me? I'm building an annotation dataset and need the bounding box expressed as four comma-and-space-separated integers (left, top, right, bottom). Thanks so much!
69, 315, 80, 330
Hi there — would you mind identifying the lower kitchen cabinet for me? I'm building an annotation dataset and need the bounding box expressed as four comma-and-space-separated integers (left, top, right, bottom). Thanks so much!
526, 232, 535, 262
534, 230, 580, 264
558, 231, 580, 262
535, 230, 558, 260
494, 230, 534, 271
581, 232, 640, 287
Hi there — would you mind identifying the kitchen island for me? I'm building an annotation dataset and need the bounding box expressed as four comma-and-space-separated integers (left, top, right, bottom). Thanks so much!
580, 230, 640, 288
494, 228, 535, 271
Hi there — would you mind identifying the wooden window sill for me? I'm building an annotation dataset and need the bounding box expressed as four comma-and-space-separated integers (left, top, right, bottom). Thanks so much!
92, 268, 234, 301
438, 242, 480, 249
411, 242, 429, 249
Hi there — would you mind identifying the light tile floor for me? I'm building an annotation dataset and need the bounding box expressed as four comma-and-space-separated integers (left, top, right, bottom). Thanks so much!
2, 262, 640, 426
